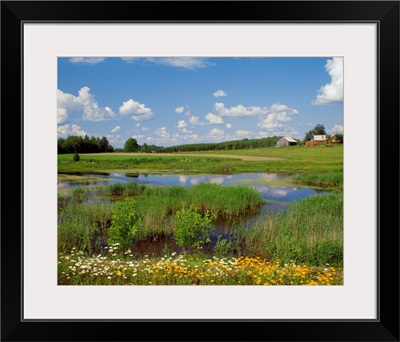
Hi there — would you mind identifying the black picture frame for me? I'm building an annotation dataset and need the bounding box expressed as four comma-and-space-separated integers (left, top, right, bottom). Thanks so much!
1, 1, 399, 341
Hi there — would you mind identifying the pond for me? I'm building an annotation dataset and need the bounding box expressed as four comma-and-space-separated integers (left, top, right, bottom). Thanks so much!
58, 172, 330, 256
58, 172, 328, 202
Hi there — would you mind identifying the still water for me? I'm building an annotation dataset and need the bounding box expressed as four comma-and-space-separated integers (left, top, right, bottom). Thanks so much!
58, 172, 328, 202
59, 172, 330, 256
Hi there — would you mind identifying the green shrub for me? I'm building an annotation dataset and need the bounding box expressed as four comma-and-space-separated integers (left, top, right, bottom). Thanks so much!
108, 198, 142, 249
73, 153, 80, 162
213, 236, 234, 258
173, 207, 215, 249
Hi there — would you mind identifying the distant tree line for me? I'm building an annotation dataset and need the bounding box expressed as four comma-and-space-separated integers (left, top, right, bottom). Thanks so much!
58, 135, 286, 155
58, 135, 114, 154
159, 136, 281, 153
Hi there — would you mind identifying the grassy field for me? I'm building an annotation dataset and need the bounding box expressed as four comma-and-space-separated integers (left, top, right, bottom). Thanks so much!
58, 144, 343, 188
58, 145, 343, 285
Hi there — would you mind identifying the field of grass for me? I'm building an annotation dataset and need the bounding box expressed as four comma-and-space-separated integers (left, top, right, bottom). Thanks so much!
58, 144, 343, 188
58, 145, 343, 285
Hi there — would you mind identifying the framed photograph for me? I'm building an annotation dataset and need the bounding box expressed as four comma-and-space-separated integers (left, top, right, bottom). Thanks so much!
1, 1, 399, 341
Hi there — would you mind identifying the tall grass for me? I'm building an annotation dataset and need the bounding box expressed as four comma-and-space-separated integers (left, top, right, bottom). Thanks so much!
58, 202, 112, 253
58, 184, 343, 267
58, 183, 265, 250
233, 192, 343, 266
293, 172, 343, 188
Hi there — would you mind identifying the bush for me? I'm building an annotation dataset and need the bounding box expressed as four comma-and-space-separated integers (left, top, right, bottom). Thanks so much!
73, 153, 80, 162
173, 206, 215, 249
108, 198, 142, 249
213, 236, 234, 258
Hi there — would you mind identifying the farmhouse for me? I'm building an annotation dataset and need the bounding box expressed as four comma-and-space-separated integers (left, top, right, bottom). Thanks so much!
312, 134, 327, 144
329, 134, 341, 143
275, 136, 298, 147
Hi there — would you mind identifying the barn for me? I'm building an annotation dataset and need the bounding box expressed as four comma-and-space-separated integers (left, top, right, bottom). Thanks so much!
275, 136, 298, 147
312, 134, 327, 144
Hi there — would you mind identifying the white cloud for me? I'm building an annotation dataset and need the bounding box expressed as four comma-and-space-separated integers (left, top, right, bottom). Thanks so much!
132, 134, 145, 139
135, 123, 141, 127
175, 105, 191, 116
272, 127, 300, 137
313, 57, 344, 105
146, 136, 154, 141
208, 128, 225, 136
236, 130, 251, 136
79, 87, 117, 121
57, 89, 81, 124
120, 58, 138, 63
177, 120, 187, 128
189, 116, 201, 125
57, 87, 116, 122
205, 112, 224, 125
69, 57, 105, 64
258, 115, 286, 130
213, 90, 227, 97
328, 124, 344, 134
258, 131, 270, 138
111, 126, 120, 133
57, 124, 87, 137
255, 104, 299, 131
175, 106, 185, 114
215, 102, 298, 117
57, 108, 68, 124
105, 134, 125, 147
119, 99, 153, 121
145, 57, 211, 69
155, 127, 169, 138
181, 128, 192, 133
183, 134, 199, 141
226, 123, 232, 129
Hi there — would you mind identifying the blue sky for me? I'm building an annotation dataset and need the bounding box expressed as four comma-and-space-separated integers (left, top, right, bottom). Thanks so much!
57, 57, 343, 148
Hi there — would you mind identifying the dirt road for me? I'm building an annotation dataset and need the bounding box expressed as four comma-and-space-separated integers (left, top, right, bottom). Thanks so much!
90, 152, 284, 161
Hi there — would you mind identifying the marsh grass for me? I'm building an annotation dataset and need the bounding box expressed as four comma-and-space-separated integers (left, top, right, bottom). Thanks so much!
232, 192, 343, 266
293, 172, 343, 188
58, 183, 265, 251
58, 202, 112, 253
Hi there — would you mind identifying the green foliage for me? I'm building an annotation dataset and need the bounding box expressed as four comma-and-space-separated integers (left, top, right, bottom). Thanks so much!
213, 236, 234, 258
293, 172, 343, 188
335, 134, 344, 143
108, 199, 142, 249
72, 187, 87, 203
73, 153, 80, 162
159, 136, 280, 153
313, 124, 326, 135
235, 192, 343, 265
58, 135, 114, 154
173, 207, 215, 249
58, 203, 111, 253
124, 138, 140, 152
304, 124, 326, 141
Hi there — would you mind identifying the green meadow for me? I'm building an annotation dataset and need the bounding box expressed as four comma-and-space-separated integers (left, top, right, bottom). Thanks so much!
58, 144, 344, 285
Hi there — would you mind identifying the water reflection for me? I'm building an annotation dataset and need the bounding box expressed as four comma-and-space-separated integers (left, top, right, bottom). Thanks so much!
58, 172, 329, 202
